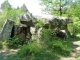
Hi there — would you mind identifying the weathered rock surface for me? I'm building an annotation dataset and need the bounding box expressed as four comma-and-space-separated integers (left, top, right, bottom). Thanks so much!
0, 19, 14, 40
13, 25, 32, 42
33, 15, 73, 29
30, 27, 42, 43
0, 13, 73, 41
13, 25, 27, 40
34, 15, 73, 24
19, 13, 73, 39
19, 13, 37, 26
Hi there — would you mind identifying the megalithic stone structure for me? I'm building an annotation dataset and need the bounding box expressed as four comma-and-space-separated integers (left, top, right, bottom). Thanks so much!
19, 13, 37, 41
0, 13, 73, 41
32, 14, 73, 39
19, 13, 73, 30
33, 15, 73, 29
19, 13, 73, 40
0, 19, 14, 40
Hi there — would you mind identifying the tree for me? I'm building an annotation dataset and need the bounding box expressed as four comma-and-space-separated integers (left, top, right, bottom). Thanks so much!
67, 0, 80, 18
66, 0, 80, 36
1, 0, 11, 10
40, 0, 73, 16
0, 1, 30, 30
21, 4, 29, 13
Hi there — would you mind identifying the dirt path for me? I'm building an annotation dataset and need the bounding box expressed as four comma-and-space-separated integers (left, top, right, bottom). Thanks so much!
60, 41, 80, 60
0, 49, 19, 60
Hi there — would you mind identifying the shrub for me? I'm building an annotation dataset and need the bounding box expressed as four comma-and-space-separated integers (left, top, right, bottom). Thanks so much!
41, 28, 73, 57
17, 27, 73, 60
17, 41, 57, 60
6, 37, 24, 48
68, 17, 80, 36
50, 40, 72, 56
35, 19, 45, 27
17, 41, 44, 57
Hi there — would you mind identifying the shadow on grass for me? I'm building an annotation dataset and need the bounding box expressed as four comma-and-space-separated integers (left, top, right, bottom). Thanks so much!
69, 35, 80, 41
52, 46, 71, 57
0, 50, 12, 60
69, 35, 80, 47
4, 53, 60, 60
0, 41, 3, 50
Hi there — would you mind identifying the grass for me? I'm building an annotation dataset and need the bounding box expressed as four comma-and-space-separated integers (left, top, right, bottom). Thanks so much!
0, 33, 80, 60
5, 38, 73, 60
0, 41, 9, 50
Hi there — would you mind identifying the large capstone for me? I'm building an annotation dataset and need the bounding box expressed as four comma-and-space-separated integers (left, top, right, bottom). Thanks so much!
34, 15, 73, 29
19, 13, 37, 26
34, 15, 73, 24
0, 19, 14, 40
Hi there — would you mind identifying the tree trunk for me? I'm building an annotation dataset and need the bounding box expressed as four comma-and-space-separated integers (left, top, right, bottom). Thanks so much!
60, 0, 62, 16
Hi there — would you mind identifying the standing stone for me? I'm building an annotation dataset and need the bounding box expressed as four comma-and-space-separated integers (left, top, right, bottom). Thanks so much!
30, 27, 36, 40
19, 13, 73, 40
0, 19, 14, 40
19, 13, 37, 42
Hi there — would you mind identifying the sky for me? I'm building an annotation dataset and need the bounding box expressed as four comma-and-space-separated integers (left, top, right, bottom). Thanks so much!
0, 0, 43, 15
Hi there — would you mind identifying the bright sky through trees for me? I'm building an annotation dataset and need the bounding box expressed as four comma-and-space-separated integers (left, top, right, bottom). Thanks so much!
0, 0, 43, 15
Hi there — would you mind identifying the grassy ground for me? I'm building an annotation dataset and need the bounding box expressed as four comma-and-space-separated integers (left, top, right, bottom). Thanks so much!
0, 35, 80, 60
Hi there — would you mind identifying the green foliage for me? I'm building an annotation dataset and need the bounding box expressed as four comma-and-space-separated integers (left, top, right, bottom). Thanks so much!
0, 0, 79, 59
0, 1, 29, 31
1, 0, 11, 10
0, 41, 3, 49
16, 27, 73, 60
35, 19, 45, 27
21, 4, 29, 13
40, 0, 80, 35
41, 28, 52, 41
17, 41, 43, 57
66, 1, 80, 18
68, 17, 80, 36
41, 28, 73, 56
17, 42, 56, 60
6, 37, 24, 48
35, 19, 45, 32
40, 0, 73, 16
0, 19, 5, 31
5, 55, 21, 60
50, 40, 72, 56
66, 1, 80, 35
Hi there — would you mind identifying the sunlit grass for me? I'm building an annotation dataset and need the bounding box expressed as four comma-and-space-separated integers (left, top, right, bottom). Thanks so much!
0, 41, 8, 50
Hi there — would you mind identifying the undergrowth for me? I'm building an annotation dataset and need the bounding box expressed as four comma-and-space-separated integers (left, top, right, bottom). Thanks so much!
6, 37, 25, 48
0, 27, 73, 60
9, 28, 73, 60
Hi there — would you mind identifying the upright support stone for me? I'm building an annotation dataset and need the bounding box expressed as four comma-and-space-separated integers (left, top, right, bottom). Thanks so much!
13, 25, 32, 43
19, 13, 37, 41
0, 19, 14, 40
14, 25, 27, 40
